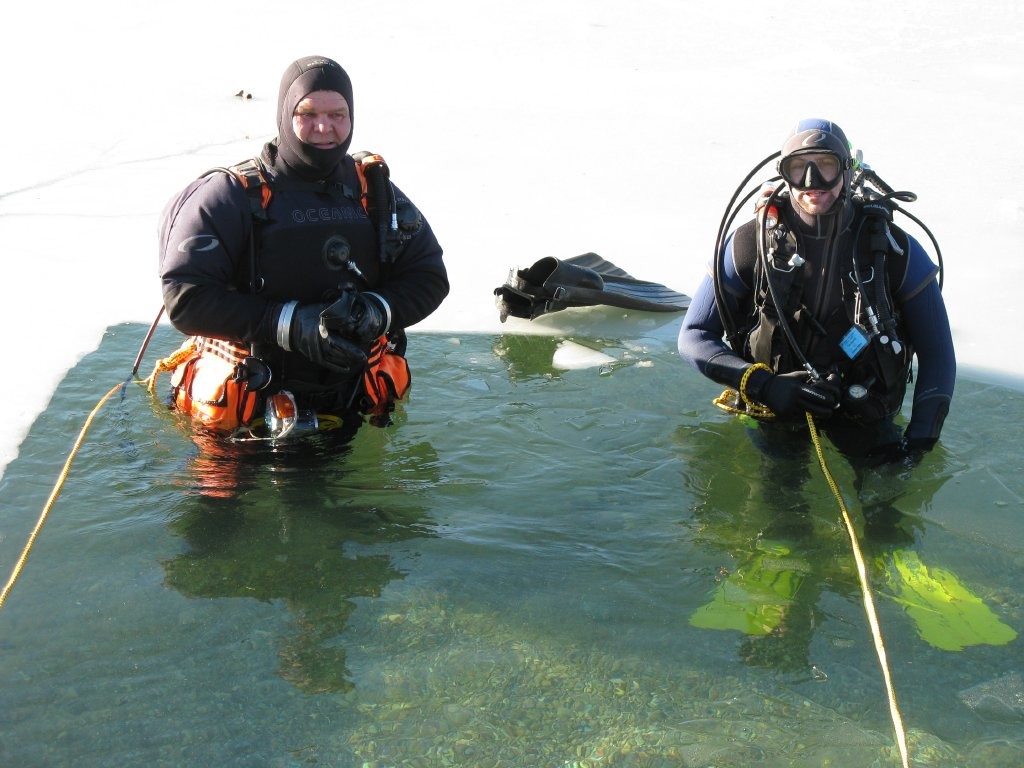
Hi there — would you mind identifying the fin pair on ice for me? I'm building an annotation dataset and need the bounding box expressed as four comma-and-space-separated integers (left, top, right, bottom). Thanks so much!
494, 253, 690, 322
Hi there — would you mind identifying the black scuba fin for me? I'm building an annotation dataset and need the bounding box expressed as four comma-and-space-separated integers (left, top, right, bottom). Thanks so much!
494, 253, 691, 322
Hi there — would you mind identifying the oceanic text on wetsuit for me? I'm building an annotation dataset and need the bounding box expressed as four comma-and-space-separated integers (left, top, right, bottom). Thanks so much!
290, 206, 367, 224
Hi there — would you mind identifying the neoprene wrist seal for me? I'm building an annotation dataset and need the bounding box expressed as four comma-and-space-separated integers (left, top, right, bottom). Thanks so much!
363, 292, 392, 335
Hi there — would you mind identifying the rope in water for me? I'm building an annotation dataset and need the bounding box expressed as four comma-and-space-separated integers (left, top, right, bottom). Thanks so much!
723, 363, 909, 767
805, 411, 910, 768
0, 381, 124, 611
3, 362, 912, 768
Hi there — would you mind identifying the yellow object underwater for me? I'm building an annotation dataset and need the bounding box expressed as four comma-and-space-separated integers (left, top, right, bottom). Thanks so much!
881, 549, 1017, 651
690, 542, 808, 635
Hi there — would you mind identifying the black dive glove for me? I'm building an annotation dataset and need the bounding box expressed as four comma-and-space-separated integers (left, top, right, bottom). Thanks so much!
869, 436, 935, 468
747, 369, 841, 418
320, 288, 391, 347
280, 302, 367, 374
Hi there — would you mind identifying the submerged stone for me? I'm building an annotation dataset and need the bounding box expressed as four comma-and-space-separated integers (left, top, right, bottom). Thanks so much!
957, 671, 1024, 722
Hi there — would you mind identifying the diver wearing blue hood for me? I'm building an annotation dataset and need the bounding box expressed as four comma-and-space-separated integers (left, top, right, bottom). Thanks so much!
678, 118, 954, 464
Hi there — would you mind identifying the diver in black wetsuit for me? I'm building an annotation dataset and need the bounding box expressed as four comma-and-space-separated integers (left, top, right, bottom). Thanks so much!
159, 56, 448, 425
677, 119, 960, 666
678, 118, 954, 467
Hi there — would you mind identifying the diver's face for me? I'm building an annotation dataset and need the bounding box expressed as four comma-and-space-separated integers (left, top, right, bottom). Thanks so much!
292, 90, 351, 149
790, 177, 843, 220
783, 151, 845, 221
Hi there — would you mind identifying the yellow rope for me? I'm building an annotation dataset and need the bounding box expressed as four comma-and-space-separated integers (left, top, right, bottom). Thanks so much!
142, 338, 197, 393
709, 370, 909, 765
3, 364, 910, 768
805, 412, 910, 768
0, 381, 123, 611
714, 362, 776, 418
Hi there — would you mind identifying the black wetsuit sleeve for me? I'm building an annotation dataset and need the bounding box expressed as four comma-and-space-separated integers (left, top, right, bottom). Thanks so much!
901, 277, 955, 443
371, 183, 449, 330
158, 172, 280, 343
677, 233, 753, 389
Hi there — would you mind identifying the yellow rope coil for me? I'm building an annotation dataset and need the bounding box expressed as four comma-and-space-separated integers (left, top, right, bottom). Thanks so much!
714, 362, 775, 419
142, 338, 198, 393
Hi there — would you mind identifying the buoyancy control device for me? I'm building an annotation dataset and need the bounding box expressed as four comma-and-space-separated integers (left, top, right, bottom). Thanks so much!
712, 149, 944, 422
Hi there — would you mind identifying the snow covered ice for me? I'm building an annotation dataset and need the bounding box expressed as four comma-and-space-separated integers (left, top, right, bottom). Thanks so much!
1, 0, 1022, 476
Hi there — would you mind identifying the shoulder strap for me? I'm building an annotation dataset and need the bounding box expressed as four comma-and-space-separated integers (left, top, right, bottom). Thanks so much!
351, 151, 399, 264
855, 200, 911, 290
730, 217, 760, 287
217, 158, 272, 218
853, 200, 909, 346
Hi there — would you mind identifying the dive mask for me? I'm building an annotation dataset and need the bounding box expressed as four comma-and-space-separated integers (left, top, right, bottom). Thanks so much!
779, 151, 846, 190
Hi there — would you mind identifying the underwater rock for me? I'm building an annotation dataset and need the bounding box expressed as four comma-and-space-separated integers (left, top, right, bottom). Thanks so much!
957, 671, 1024, 722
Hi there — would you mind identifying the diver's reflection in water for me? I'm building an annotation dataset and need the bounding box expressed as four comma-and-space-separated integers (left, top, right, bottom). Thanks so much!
674, 416, 951, 675
179, 420, 363, 500
163, 427, 438, 693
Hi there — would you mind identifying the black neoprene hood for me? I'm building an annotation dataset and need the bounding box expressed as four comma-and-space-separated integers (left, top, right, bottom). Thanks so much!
276, 55, 355, 179
780, 118, 851, 163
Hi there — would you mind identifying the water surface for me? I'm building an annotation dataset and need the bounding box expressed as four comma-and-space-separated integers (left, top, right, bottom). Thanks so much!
1, 320, 1021, 767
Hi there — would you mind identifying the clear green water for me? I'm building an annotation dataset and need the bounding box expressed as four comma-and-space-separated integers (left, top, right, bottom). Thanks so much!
1, 320, 1021, 767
